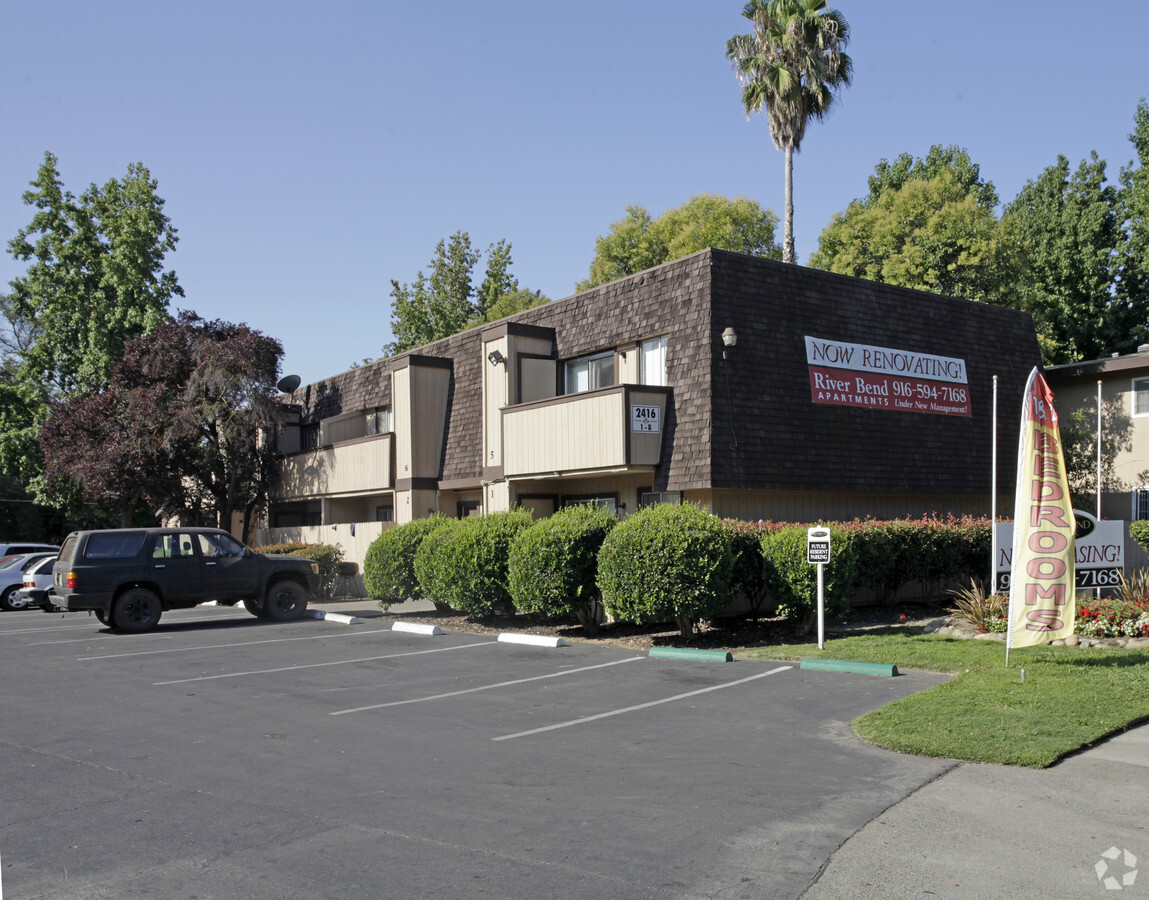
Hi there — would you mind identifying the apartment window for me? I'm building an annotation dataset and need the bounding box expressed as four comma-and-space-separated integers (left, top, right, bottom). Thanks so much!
639, 490, 682, 508
640, 335, 668, 387
366, 406, 393, 435
1134, 487, 1149, 521
564, 350, 614, 394
375, 505, 394, 522
1134, 378, 1149, 417
301, 423, 321, 451
562, 494, 617, 514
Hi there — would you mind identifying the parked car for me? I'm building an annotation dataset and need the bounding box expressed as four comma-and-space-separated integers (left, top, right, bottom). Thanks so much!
49, 527, 321, 632
14, 555, 57, 611
0, 542, 58, 558
0, 552, 60, 611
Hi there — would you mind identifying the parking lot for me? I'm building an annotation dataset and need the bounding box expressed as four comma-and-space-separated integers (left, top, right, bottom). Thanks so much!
1, 607, 953, 899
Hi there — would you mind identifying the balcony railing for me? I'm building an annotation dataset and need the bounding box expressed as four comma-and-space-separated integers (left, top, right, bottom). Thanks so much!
275, 433, 393, 499
502, 385, 670, 478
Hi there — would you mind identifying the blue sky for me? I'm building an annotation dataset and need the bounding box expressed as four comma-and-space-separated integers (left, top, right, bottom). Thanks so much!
3, 1, 1148, 387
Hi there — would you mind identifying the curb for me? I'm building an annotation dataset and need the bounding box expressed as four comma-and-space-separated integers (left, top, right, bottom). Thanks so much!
649, 647, 734, 663
800, 658, 898, 677
498, 633, 566, 648
305, 609, 361, 625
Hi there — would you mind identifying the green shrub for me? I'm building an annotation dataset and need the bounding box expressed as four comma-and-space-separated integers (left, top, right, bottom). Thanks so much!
253, 541, 343, 598
760, 524, 860, 626
597, 503, 734, 637
423, 508, 534, 617
846, 515, 991, 605
363, 516, 452, 611
412, 518, 464, 611
722, 519, 781, 619
1131, 521, 1149, 554
508, 504, 617, 632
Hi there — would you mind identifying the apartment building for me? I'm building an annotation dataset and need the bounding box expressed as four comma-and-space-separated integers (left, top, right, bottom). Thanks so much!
258, 249, 1043, 567
1045, 347, 1149, 525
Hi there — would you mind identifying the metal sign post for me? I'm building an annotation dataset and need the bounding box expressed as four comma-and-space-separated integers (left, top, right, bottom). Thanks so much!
806, 527, 831, 650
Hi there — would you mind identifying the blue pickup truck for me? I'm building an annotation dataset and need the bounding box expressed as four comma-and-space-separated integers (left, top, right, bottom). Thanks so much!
48, 527, 320, 632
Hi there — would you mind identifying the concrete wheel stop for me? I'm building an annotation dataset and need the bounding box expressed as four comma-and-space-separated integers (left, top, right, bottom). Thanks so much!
800, 658, 898, 677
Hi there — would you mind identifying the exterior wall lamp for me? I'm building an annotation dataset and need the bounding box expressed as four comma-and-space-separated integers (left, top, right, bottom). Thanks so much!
487, 349, 506, 367
721, 327, 737, 360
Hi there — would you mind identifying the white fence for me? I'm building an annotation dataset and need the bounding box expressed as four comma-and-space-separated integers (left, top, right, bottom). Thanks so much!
254, 521, 392, 597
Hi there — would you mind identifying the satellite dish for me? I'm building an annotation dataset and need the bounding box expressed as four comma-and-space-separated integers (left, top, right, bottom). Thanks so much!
277, 374, 301, 393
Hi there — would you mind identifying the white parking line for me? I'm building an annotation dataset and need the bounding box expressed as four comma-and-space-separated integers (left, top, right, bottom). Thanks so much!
2, 611, 246, 638
79, 627, 382, 660
330, 656, 645, 716
153, 639, 500, 685
493, 665, 794, 742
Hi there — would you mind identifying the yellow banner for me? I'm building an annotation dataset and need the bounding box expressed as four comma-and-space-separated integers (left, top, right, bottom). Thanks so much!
1007, 369, 1075, 648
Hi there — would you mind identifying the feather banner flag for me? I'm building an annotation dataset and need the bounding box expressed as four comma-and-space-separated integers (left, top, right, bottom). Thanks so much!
1007, 367, 1075, 655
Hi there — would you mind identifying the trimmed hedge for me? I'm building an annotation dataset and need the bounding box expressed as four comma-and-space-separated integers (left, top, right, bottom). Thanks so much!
419, 509, 534, 617
722, 519, 782, 619
363, 516, 452, 611
761, 524, 860, 625
253, 541, 344, 598
412, 518, 464, 611
508, 504, 617, 632
597, 503, 734, 637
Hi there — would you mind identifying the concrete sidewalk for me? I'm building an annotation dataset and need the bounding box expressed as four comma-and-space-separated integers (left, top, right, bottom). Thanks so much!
801, 724, 1149, 899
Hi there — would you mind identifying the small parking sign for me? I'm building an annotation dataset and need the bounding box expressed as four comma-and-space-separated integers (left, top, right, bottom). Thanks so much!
807, 527, 831, 564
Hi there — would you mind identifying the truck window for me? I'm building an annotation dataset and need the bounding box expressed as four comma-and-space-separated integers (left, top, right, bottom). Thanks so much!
85, 531, 148, 559
197, 532, 246, 558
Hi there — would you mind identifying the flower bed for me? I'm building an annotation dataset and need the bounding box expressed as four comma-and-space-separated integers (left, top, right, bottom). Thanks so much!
1076, 597, 1149, 638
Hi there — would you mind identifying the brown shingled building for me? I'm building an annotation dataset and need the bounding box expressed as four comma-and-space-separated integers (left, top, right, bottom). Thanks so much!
258, 249, 1043, 569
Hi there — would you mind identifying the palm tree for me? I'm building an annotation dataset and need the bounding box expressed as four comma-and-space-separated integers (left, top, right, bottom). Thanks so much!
727, 0, 852, 264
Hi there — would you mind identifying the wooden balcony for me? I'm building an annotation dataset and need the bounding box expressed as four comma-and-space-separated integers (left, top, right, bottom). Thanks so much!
502, 385, 670, 478
275, 433, 393, 499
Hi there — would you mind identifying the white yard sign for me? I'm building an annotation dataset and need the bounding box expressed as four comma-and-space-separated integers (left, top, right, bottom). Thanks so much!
995, 511, 1124, 592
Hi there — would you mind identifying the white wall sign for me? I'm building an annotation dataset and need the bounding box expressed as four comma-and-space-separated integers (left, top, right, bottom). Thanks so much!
631, 405, 660, 433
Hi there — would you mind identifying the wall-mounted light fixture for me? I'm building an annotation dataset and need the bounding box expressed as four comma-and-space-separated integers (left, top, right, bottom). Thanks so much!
487, 349, 506, 367
721, 327, 738, 360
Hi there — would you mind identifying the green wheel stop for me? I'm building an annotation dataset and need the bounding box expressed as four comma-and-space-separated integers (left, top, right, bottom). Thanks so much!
649, 647, 734, 662
800, 658, 898, 677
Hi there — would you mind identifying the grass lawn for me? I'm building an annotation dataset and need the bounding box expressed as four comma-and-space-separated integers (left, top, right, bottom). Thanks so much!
740, 632, 1149, 768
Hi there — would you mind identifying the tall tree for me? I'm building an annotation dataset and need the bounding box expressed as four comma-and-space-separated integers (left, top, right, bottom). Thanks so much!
1117, 99, 1149, 331
4, 153, 180, 493
476, 239, 518, 320
809, 148, 1007, 302
726, 0, 852, 264
41, 313, 284, 533
578, 193, 781, 290
6, 152, 180, 397
386, 233, 547, 354
862, 145, 998, 210
1000, 152, 1135, 363
386, 231, 481, 354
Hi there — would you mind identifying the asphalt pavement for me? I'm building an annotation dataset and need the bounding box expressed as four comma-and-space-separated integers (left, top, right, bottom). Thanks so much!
315, 596, 1149, 900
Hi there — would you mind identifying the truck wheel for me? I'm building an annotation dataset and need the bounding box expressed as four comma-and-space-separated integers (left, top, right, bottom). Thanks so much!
264, 581, 307, 621
2, 584, 26, 611
112, 588, 163, 633
242, 598, 267, 618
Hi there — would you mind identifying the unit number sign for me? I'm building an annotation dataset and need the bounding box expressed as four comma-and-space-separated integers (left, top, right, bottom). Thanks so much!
631, 405, 661, 433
